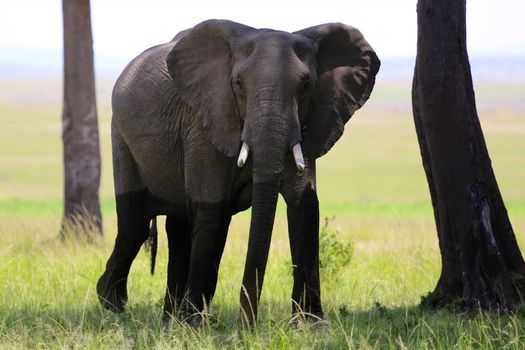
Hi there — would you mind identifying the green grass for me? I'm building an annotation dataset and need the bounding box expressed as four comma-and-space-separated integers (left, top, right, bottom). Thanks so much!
0, 81, 524, 348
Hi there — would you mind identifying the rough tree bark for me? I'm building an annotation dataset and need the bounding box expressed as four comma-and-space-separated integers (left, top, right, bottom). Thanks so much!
412, 0, 525, 311
61, 0, 102, 235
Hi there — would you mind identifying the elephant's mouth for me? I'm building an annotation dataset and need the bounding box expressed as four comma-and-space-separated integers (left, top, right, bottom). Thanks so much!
236, 142, 305, 171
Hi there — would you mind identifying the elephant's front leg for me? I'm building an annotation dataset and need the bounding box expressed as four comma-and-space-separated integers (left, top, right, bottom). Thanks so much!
281, 159, 324, 322
180, 135, 233, 322
163, 215, 192, 319
182, 203, 231, 321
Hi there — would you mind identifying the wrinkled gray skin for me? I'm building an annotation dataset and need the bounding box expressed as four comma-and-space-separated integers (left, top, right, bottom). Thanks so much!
97, 19, 379, 326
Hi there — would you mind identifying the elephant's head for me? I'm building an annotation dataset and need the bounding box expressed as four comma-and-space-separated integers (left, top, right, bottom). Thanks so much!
166, 19, 379, 324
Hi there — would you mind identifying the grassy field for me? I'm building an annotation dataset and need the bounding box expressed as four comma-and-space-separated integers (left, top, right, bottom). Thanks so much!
0, 80, 524, 348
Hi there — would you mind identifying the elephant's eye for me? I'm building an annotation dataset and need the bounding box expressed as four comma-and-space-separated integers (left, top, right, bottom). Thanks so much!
303, 78, 311, 91
236, 79, 243, 90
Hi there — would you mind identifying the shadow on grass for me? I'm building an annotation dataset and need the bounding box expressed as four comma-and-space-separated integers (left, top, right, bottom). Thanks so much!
1, 300, 525, 348
332, 302, 525, 348
0, 301, 260, 348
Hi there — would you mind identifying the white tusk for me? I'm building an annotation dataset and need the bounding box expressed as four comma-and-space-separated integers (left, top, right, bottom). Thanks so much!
292, 143, 305, 172
237, 142, 249, 168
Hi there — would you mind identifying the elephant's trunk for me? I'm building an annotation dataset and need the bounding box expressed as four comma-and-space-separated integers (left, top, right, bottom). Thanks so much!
239, 173, 280, 327
239, 104, 296, 327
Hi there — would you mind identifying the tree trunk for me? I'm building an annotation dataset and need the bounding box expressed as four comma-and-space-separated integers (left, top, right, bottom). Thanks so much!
412, 0, 525, 311
61, 0, 102, 236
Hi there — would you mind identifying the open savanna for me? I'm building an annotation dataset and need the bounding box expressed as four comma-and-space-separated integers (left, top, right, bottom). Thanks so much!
0, 80, 524, 349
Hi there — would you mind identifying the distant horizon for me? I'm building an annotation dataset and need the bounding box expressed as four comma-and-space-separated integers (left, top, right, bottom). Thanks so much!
1, 45, 524, 83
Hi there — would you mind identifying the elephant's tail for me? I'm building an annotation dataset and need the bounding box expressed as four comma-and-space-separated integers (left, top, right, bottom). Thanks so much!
144, 217, 158, 275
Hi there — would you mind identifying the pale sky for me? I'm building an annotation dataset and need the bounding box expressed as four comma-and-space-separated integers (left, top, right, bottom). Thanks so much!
1, 0, 524, 62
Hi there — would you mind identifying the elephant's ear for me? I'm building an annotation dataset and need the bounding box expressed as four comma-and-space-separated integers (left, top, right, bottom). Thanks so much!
295, 23, 380, 158
167, 20, 255, 157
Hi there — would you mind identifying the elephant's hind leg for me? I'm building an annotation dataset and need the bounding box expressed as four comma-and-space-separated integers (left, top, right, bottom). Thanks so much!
163, 215, 192, 319
97, 121, 150, 312
97, 190, 150, 312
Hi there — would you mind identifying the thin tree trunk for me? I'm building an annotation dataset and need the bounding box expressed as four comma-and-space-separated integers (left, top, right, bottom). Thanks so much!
61, 0, 102, 236
412, 0, 525, 311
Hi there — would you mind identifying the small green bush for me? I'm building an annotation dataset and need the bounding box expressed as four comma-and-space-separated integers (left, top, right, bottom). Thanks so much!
319, 217, 354, 274
282, 217, 353, 277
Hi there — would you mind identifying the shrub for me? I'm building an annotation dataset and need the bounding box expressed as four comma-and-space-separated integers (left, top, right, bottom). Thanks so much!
319, 217, 354, 274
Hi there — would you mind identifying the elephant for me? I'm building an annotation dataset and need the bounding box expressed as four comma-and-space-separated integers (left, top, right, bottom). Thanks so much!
96, 19, 379, 326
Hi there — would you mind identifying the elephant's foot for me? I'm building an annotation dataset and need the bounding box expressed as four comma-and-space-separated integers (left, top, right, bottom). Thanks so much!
162, 304, 180, 323
162, 290, 187, 322
238, 307, 257, 331
162, 308, 207, 327
162, 297, 210, 327
290, 312, 330, 331
96, 272, 128, 312
182, 312, 207, 328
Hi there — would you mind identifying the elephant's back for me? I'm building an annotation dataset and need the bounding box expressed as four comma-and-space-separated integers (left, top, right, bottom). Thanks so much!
112, 31, 188, 116
110, 38, 191, 205
112, 43, 174, 119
